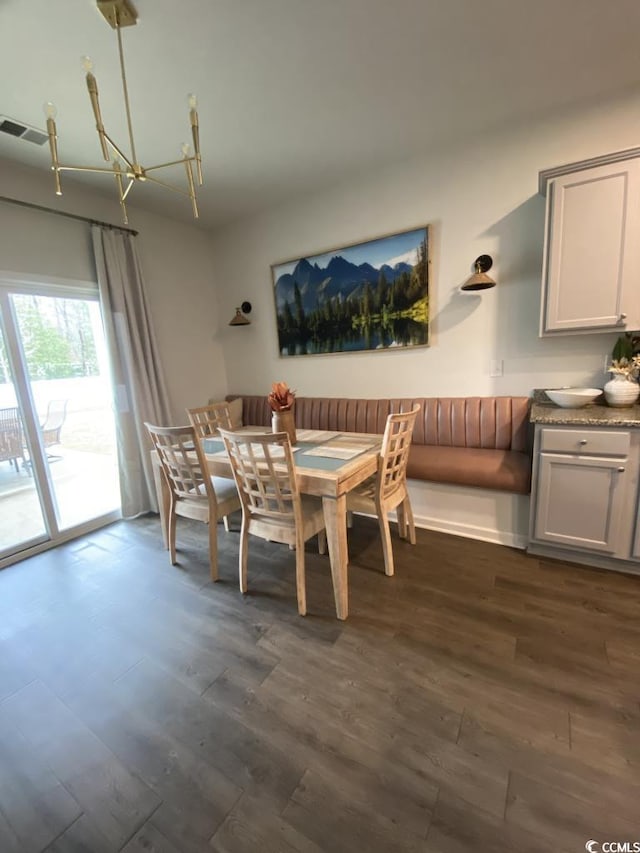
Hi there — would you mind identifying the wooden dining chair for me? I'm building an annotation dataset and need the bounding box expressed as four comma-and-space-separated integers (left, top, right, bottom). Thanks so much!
187, 402, 242, 533
144, 422, 241, 580
346, 405, 420, 577
218, 428, 327, 615
187, 402, 234, 438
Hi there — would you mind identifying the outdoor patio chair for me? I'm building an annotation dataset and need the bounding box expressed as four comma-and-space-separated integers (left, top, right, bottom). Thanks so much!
0, 407, 24, 472
40, 399, 68, 452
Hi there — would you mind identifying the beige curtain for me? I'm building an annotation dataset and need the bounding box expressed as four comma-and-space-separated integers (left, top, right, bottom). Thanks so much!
92, 225, 172, 516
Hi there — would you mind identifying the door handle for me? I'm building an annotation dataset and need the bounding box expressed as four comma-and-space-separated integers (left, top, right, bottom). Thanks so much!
618, 467, 625, 473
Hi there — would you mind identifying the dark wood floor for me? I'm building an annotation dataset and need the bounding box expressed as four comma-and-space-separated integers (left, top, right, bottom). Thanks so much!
0, 513, 639, 852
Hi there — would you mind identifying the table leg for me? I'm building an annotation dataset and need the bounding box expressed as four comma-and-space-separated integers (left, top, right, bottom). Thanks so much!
322, 493, 348, 620
152, 454, 169, 549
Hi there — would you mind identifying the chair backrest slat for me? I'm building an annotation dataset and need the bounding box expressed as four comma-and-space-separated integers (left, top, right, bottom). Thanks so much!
378, 406, 420, 500
219, 429, 299, 523
187, 402, 233, 439
145, 422, 214, 505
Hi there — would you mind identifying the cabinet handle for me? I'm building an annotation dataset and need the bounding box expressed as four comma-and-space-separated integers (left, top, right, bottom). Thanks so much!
618, 467, 625, 473
579, 439, 588, 445
618, 312, 628, 324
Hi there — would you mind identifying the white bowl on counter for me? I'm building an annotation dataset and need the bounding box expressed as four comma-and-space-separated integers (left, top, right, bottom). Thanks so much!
545, 388, 603, 408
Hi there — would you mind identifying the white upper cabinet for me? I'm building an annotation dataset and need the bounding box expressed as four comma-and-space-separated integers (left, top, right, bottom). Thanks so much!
539, 152, 640, 335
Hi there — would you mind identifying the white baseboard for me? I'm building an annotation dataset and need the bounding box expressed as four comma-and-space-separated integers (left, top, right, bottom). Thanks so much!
411, 512, 528, 550
354, 482, 530, 551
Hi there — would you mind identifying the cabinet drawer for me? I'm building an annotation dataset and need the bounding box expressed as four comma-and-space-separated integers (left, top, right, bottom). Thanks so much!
540, 428, 630, 456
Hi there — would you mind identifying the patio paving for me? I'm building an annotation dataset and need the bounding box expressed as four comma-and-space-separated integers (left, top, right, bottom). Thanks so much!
0, 447, 121, 552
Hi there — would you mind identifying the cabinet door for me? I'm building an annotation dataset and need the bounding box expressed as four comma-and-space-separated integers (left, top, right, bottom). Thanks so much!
534, 452, 627, 552
630, 501, 640, 560
541, 159, 640, 333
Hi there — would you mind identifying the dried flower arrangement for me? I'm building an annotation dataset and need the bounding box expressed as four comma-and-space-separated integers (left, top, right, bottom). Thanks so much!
268, 381, 296, 411
610, 335, 640, 381
608, 356, 640, 381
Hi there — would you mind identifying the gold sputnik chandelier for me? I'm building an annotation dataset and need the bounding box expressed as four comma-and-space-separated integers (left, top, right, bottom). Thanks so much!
44, 0, 202, 224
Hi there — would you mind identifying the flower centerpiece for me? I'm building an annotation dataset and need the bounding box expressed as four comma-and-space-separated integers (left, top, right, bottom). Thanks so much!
268, 381, 295, 412
604, 335, 640, 407
267, 381, 297, 443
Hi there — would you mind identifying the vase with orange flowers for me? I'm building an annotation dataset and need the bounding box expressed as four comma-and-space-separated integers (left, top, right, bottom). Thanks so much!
268, 381, 297, 444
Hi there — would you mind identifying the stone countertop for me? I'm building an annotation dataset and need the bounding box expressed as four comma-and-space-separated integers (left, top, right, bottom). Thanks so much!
531, 391, 640, 427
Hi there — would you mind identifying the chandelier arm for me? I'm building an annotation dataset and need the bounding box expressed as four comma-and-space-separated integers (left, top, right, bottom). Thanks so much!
116, 18, 138, 166
122, 178, 135, 201
102, 133, 134, 170
190, 108, 203, 186
51, 168, 62, 197
46, 117, 62, 196
144, 156, 199, 173
112, 161, 131, 224
184, 158, 199, 219
57, 164, 122, 175
85, 72, 110, 161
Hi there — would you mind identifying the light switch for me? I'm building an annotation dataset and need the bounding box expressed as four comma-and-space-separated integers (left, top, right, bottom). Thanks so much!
490, 359, 504, 377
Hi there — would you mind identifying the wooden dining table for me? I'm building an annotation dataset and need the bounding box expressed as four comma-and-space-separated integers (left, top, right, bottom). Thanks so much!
151, 427, 383, 620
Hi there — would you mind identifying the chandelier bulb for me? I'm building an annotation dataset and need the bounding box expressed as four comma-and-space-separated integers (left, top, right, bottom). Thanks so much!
43, 101, 58, 119
82, 55, 94, 73
188, 93, 198, 110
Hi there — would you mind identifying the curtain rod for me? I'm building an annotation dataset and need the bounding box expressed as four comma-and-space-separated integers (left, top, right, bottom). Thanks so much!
0, 195, 139, 236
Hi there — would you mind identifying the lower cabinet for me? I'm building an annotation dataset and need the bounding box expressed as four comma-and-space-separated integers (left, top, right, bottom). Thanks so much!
534, 452, 627, 552
528, 424, 640, 571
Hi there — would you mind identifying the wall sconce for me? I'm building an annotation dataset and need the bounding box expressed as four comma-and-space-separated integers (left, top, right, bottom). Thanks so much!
460, 255, 496, 292
229, 301, 252, 326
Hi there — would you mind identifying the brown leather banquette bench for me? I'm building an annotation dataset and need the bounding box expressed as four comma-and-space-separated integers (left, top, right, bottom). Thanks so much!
226, 395, 532, 494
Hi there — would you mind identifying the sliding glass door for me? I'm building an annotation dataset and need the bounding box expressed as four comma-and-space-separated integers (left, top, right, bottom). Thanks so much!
0, 321, 48, 552
0, 279, 121, 566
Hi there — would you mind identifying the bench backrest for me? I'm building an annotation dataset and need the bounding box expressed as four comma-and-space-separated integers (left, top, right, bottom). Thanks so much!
231, 394, 530, 452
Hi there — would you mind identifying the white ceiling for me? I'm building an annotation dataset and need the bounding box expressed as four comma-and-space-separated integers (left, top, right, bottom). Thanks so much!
2, 0, 640, 229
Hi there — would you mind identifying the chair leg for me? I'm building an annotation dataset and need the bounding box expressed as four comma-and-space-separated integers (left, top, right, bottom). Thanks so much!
377, 511, 395, 577
223, 515, 230, 532
208, 518, 218, 582
295, 531, 307, 616
396, 502, 407, 539
317, 528, 327, 555
239, 519, 250, 594
168, 501, 177, 565
403, 496, 416, 545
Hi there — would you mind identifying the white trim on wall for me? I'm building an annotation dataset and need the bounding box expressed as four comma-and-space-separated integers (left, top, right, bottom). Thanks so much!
0, 270, 98, 298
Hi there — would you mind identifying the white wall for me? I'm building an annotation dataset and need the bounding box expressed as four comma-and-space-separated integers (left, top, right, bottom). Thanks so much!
4, 92, 640, 546
0, 161, 226, 420
210, 91, 640, 546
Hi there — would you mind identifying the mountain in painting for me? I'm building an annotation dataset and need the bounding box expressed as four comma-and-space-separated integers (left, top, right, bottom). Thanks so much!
274, 255, 412, 312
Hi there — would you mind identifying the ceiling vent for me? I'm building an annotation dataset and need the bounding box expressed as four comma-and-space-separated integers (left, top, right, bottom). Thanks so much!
0, 116, 48, 146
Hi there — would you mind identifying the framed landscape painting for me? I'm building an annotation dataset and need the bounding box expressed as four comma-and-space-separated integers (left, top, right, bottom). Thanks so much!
271, 225, 429, 357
